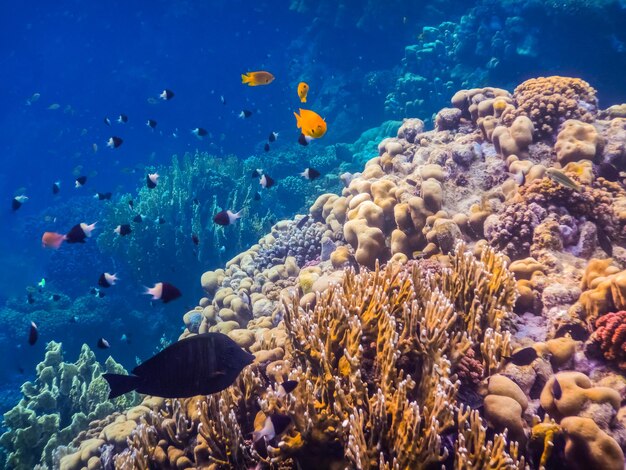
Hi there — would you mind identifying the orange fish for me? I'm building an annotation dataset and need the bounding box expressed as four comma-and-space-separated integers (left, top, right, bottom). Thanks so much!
294, 108, 327, 139
241, 71, 275, 86
42, 232, 66, 249
297, 82, 309, 103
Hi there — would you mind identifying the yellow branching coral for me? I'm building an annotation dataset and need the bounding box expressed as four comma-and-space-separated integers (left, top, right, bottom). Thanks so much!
107, 244, 518, 469
455, 408, 526, 470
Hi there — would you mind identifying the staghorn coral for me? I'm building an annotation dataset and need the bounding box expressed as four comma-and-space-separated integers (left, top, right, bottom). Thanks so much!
592, 310, 626, 370
0, 342, 138, 470
502, 76, 598, 140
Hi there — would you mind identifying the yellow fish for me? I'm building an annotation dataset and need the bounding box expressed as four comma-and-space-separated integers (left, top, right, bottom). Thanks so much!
294, 108, 327, 139
297, 82, 309, 103
241, 71, 275, 86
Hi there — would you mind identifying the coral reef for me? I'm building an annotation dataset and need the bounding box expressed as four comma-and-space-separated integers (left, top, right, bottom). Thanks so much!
0, 342, 138, 470
37, 75, 626, 469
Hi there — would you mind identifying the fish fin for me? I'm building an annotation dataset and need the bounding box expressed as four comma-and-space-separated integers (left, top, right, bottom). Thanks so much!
293, 111, 301, 128
241, 73, 252, 84
300, 97, 306, 103
103, 373, 140, 399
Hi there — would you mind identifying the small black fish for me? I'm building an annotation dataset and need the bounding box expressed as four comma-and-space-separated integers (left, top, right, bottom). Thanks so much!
49, 293, 61, 301
117, 114, 128, 124
104, 117, 111, 126
11, 196, 27, 211
28, 322, 38, 345
65, 223, 89, 243
94, 192, 112, 201
213, 209, 241, 226
598, 162, 621, 182
505, 347, 538, 366
264, 143, 270, 152
555, 322, 589, 341
260, 174, 275, 189
102, 332, 254, 398
596, 224, 613, 257
253, 191, 261, 201
145, 282, 182, 303
296, 215, 310, 229
98, 273, 118, 288
26, 293, 35, 304
298, 133, 310, 146
132, 214, 143, 223
146, 119, 157, 129
128, 199, 134, 210
278, 380, 298, 396
552, 377, 562, 400
52, 181, 61, 194
75, 176, 87, 188
107, 136, 123, 149
146, 173, 159, 189
301, 167, 321, 180
69, 315, 79, 323
192, 234, 199, 246
192, 127, 208, 138
239, 109, 252, 118
268, 131, 278, 142
347, 253, 360, 275
220, 95, 226, 105
98, 338, 111, 349
115, 224, 132, 236
90, 287, 106, 298
155, 216, 165, 224
251, 169, 262, 178
253, 413, 291, 443
160, 89, 175, 100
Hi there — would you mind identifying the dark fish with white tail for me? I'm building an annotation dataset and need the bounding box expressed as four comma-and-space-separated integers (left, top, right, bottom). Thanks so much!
505, 347, 538, 366
301, 167, 321, 180
145, 282, 182, 303
98, 272, 118, 288
160, 89, 175, 100
28, 322, 38, 345
259, 174, 275, 189
213, 209, 242, 226
107, 136, 123, 149
11, 195, 28, 211
114, 224, 132, 236
75, 176, 87, 188
98, 338, 110, 349
146, 173, 159, 189
102, 332, 254, 398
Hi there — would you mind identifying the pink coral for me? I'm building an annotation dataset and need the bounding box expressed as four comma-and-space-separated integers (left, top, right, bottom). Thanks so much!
593, 311, 626, 370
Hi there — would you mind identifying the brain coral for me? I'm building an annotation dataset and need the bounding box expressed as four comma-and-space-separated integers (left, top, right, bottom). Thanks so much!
503, 76, 598, 140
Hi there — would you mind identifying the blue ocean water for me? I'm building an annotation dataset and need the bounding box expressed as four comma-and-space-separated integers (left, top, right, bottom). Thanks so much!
1, 0, 626, 466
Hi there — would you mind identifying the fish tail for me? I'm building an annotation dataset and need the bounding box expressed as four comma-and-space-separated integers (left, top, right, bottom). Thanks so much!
293, 111, 301, 128
300, 96, 306, 103
103, 373, 140, 399
241, 73, 251, 84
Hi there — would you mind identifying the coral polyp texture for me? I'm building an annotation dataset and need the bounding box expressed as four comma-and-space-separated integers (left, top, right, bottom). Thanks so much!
25, 76, 626, 469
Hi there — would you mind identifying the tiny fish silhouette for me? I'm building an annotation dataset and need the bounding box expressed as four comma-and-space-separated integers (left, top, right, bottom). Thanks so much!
505, 347, 537, 366
552, 377, 562, 400
102, 332, 254, 398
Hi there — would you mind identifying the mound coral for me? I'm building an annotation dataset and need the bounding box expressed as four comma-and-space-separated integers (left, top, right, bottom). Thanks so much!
502, 76, 598, 139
